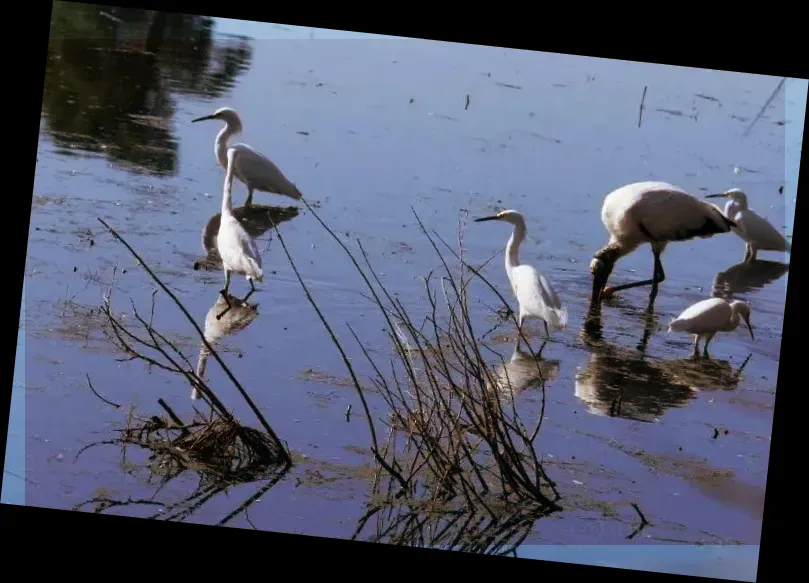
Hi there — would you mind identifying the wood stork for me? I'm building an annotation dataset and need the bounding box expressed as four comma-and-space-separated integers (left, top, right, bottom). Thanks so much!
588, 181, 737, 310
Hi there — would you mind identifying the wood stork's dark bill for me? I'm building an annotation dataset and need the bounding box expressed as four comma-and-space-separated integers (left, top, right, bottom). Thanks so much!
743, 316, 755, 341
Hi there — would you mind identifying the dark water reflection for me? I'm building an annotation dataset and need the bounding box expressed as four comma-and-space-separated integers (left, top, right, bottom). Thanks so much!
489, 341, 561, 398
42, 2, 253, 176
711, 259, 789, 300
576, 311, 749, 422
353, 502, 550, 555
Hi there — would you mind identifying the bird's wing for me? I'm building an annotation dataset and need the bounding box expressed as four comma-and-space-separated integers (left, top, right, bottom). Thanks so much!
231, 142, 302, 197
219, 215, 263, 275
739, 209, 789, 250
513, 265, 565, 314
670, 298, 728, 329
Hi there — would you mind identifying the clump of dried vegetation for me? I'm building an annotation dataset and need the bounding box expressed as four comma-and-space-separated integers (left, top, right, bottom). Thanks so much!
269, 200, 563, 535
86, 218, 291, 492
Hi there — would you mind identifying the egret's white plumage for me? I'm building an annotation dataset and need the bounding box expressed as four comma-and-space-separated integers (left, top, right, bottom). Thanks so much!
705, 188, 791, 263
192, 107, 303, 206
668, 297, 754, 358
589, 181, 737, 308
216, 148, 264, 320
474, 210, 567, 351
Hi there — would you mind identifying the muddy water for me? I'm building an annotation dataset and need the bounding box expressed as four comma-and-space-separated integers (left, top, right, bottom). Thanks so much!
19, 4, 797, 547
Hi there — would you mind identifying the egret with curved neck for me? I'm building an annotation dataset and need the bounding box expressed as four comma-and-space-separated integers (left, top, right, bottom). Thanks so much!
192, 107, 303, 207
474, 209, 567, 353
705, 188, 791, 263
215, 148, 264, 320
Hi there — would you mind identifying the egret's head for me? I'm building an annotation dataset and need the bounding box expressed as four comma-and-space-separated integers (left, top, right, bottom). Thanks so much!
192, 107, 243, 133
730, 300, 754, 341
705, 188, 748, 206
473, 209, 525, 226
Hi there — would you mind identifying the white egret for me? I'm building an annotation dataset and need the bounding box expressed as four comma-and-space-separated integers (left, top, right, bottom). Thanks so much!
192, 107, 303, 207
667, 297, 754, 358
589, 181, 737, 309
474, 210, 568, 351
705, 188, 791, 263
215, 148, 264, 320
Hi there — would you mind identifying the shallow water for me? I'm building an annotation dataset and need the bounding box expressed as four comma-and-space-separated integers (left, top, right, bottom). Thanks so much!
16, 3, 800, 548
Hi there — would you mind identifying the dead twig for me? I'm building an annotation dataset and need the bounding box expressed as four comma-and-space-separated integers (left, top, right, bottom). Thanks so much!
638, 85, 648, 128
86, 373, 121, 409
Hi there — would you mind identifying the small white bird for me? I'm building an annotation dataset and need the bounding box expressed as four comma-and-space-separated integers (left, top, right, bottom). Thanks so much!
474, 210, 567, 352
215, 148, 264, 320
668, 297, 754, 359
705, 188, 791, 263
589, 181, 737, 309
192, 107, 303, 207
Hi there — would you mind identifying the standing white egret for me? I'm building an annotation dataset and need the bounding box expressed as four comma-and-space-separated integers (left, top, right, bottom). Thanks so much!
705, 188, 791, 263
667, 297, 754, 358
216, 148, 264, 320
589, 181, 737, 309
192, 107, 303, 207
474, 210, 567, 351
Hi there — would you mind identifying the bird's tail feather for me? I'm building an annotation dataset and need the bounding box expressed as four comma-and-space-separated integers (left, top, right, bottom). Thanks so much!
247, 258, 264, 282
551, 307, 568, 330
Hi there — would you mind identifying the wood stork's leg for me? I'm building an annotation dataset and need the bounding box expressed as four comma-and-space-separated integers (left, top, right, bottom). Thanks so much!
245, 187, 254, 208
702, 333, 716, 359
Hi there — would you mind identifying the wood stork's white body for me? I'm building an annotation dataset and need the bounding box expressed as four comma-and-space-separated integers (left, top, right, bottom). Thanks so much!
668, 297, 754, 358
589, 181, 737, 308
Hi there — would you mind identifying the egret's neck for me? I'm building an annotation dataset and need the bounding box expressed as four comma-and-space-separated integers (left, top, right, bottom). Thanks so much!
505, 220, 526, 274
215, 124, 238, 169
222, 162, 236, 216
731, 196, 749, 211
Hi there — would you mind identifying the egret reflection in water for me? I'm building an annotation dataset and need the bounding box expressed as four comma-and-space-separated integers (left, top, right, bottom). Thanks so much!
576, 307, 750, 422
193, 204, 300, 271
489, 340, 560, 399
192, 292, 260, 399
711, 259, 789, 300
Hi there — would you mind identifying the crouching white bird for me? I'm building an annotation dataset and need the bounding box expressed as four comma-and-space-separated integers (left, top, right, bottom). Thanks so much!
667, 297, 754, 359
589, 181, 737, 310
705, 188, 791, 263
474, 210, 567, 353
216, 148, 264, 320
192, 106, 303, 207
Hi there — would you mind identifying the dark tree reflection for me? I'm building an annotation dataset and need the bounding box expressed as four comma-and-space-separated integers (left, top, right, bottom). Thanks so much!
41, 1, 253, 177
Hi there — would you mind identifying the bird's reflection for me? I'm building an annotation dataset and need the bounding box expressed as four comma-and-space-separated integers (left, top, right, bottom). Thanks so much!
489, 340, 560, 399
711, 259, 789, 300
576, 306, 747, 422
193, 204, 299, 271
192, 292, 260, 399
